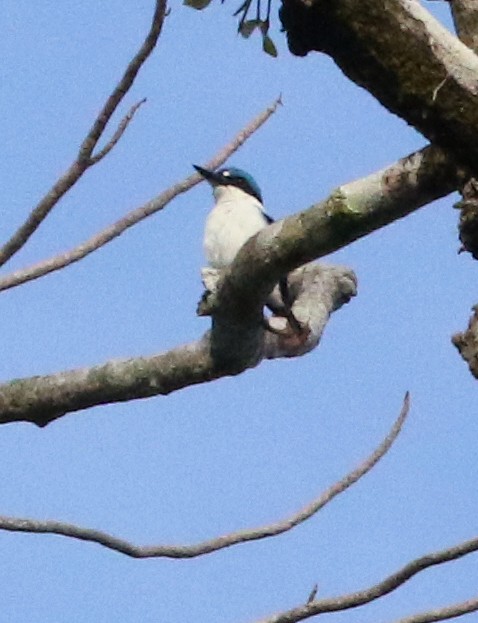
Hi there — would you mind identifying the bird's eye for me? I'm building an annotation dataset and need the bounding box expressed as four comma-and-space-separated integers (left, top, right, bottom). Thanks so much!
222, 171, 231, 177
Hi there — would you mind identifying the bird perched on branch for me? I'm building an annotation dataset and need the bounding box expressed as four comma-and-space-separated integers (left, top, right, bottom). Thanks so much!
193, 164, 301, 334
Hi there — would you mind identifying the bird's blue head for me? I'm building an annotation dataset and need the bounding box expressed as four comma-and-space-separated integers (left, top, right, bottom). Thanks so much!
193, 165, 263, 203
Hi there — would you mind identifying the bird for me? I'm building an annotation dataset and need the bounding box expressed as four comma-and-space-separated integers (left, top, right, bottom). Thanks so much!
193, 164, 301, 334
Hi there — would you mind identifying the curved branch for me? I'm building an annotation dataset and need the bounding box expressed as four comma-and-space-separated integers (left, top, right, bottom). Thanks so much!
205, 145, 462, 368
255, 536, 478, 623
392, 596, 478, 623
0, 263, 354, 426
0, 97, 281, 293
0, 394, 409, 557
202, 263, 358, 359
0, 0, 167, 269
0, 145, 460, 425
281, 0, 478, 171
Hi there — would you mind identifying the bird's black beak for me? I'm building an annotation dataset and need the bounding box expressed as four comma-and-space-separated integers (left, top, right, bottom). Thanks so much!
193, 164, 223, 186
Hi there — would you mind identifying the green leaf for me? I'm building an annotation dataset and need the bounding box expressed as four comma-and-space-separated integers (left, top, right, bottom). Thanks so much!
239, 19, 259, 38
183, 0, 213, 10
262, 34, 278, 57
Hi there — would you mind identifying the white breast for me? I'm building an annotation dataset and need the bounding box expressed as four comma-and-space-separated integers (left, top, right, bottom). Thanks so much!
204, 188, 268, 268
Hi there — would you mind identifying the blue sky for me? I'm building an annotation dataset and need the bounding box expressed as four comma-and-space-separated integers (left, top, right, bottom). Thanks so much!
1, 2, 477, 622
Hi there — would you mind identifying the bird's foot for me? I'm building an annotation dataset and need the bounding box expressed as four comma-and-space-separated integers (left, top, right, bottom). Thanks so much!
285, 309, 303, 336
264, 314, 310, 345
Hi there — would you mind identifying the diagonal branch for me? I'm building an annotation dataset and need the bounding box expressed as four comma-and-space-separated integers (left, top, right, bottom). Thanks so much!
281, 0, 478, 172
0, 263, 354, 426
0, 145, 460, 425
0, 394, 408, 557
254, 536, 478, 623
89, 98, 147, 165
0, 97, 281, 293
0, 0, 167, 269
448, 0, 478, 51
205, 145, 463, 369
391, 596, 478, 623
77, 0, 166, 163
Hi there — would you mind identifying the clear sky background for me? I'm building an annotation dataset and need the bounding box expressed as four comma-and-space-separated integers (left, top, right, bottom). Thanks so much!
1, 2, 477, 622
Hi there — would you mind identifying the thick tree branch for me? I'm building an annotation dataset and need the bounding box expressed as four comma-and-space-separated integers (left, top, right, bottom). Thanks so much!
0, 0, 167, 269
437, 0, 478, 375
0, 394, 408, 557
449, 0, 478, 51
0, 263, 354, 426
254, 535, 478, 623
206, 145, 462, 368
0, 338, 214, 426
0, 146, 460, 425
280, 0, 478, 172
200, 263, 357, 360
0, 98, 281, 293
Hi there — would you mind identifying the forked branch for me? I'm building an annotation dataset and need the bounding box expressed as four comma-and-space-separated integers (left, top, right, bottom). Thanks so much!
0, 0, 167, 269
0, 394, 409, 558
89, 98, 147, 165
0, 97, 281, 292
0, 145, 461, 425
255, 533, 478, 622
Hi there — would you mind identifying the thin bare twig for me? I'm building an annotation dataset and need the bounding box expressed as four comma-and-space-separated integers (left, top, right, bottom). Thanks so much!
77, 1, 166, 163
0, 0, 166, 269
0, 393, 409, 558
306, 586, 318, 604
0, 97, 281, 293
392, 596, 478, 623
89, 98, 147, 165
255, 536, 478, 623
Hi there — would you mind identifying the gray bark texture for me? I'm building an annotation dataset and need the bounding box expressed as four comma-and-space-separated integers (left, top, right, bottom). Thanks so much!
280, 0, 478, 172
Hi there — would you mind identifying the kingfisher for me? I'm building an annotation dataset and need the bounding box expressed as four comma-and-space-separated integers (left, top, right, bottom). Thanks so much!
193, 164, 301, 333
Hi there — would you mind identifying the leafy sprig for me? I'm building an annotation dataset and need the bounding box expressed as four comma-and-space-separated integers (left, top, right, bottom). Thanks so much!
184, 0, 278, 56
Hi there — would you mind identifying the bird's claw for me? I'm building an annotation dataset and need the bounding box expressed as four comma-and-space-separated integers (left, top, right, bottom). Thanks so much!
264, 314, 310, 346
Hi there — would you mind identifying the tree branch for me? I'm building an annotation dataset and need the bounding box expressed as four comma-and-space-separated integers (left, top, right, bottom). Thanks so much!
0, 97, 281, 293
391, 596, 478, 623
439, 0, 478, 375
0, 145, 460, 425
200, 263, 357, 360
88, 98, 147, 165
205, 145, 462, 369
0, 394, 408, 557
452, 305, 478, 378
448, 0, 478, 51
0, 0, 167, 269
77, 1, 166, 163
254, 535, 478, 623
0, 263, 354, 426
280, 0, 478, 172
